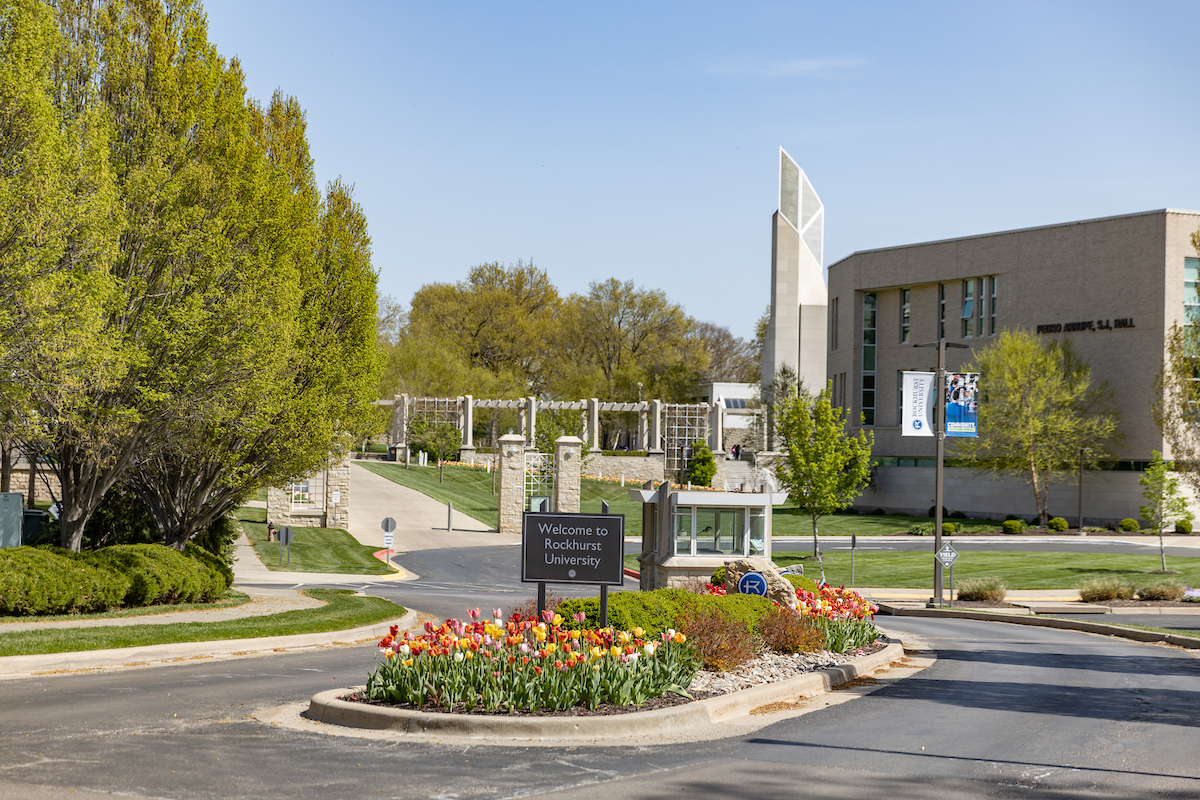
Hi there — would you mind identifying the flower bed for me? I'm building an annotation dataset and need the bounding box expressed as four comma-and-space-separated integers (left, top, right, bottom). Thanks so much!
365, 609, 696, 713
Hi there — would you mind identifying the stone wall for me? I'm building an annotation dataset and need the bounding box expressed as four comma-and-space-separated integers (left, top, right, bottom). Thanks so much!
325, 459, 350, 530
584, 453, 664, 484
266, 457, 352, 529
496, 434, 525, 535
3, 469, 60, 504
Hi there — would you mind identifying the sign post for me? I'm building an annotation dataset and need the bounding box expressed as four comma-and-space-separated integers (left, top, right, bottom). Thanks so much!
278, 526, 293, 567
381, 517, 396, 568
915, 340, 970, 607
935, 544, 959, 606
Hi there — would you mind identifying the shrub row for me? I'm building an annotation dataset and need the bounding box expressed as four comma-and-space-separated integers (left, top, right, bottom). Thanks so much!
0, 544, 233, 616
1077, 577, 1187, 602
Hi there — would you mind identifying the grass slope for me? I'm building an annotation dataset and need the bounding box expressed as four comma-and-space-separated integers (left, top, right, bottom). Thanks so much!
0, 589, 403, 657
624, 551, 1200, 590
238, 507, 394, 575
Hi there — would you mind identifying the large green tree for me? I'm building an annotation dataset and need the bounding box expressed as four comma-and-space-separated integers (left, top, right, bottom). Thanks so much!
773, 381, 874, 583
956, 329, 1121, 526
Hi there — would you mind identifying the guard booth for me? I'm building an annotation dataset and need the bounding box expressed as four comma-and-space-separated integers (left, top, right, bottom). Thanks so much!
629, 481, 789, 589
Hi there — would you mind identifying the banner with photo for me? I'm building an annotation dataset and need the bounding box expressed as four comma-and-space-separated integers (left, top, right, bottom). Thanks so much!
945, 372, 979, 438
901, 371, 935, 437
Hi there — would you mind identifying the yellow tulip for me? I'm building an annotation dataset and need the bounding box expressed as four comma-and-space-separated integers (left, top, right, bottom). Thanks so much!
546, 643, 557, 655
552, 614, 563, 626
673, 632, 687, 644
402, 658, 414, 667
609, 645, 621, 657
632, 627, 645, 638
617, 631, 630, 645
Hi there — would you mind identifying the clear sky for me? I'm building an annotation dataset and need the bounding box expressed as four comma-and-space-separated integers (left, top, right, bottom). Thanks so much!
202, 1, 1200, 341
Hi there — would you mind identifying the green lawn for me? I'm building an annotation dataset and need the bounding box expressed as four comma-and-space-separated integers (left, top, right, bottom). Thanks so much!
624, 551, 1200, 591
237, 508, 395, 575
357, 462, 1013, 540
0, 589, 404, 657
0, 591, 251, 624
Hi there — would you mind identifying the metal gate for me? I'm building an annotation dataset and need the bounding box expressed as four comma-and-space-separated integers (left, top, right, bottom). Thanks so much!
524, 451, 555, 511
664, 403, 710, 479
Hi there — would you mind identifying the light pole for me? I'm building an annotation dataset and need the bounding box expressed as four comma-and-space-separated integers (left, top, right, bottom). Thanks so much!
1078, 447, 1092, 532
915, 338, 970, 606
637, 382, 643, 402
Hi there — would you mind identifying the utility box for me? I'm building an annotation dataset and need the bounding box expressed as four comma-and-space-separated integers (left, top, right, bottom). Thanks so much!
0, 492, 23, 548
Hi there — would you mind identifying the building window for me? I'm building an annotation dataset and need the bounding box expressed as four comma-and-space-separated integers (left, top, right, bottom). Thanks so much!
938, 284, 945, 340
862, 293, 876, 426
989, 276, 998, 335
1186, 258, 1199, 324
961, 280, 975, 337
900, 288, 911, 343
831, 297, 839, 350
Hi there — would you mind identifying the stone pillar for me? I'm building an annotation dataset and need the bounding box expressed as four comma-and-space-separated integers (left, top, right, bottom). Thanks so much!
588, 398, 602, 453
497, 433, 526, 535
553, 436, 583, 513
527, 396, 538, 449
324, 457, 351, 530
392, 394, 407, 452
638, 406, 648, 451
649, 400, 664, 453
460, 395, 475, 456
266, 486, 289, 528
711, 402, 724, 456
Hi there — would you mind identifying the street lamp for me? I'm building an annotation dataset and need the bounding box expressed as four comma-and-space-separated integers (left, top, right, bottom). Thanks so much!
637, 382, 643, 402
1078, 447, 1093, 533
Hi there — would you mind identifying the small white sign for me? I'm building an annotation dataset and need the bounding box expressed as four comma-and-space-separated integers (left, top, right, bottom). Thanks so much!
383, 532, 394, 549
331, 490, 341, 505
936, 544, 959, 568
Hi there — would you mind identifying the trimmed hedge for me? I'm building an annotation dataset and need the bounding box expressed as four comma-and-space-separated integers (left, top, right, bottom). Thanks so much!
0, 548, 128, 615
558, 589, 774, 637
0, 544, 233, 616
785, 574, 820, 595
1048, 517, 1069, 532
1002, 519, 1024, 535
1118, 518, 1141, 532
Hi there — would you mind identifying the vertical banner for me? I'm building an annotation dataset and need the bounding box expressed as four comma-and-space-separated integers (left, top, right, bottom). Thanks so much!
945, 372, 979, 437
901, 371, 935, 437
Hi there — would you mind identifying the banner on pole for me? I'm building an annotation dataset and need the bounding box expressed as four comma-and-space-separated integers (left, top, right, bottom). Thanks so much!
901, 371, 935, 437
945, 372, 980, 437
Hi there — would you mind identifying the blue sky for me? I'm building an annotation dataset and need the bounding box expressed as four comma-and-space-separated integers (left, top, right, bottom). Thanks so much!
203, 1, 1200, 340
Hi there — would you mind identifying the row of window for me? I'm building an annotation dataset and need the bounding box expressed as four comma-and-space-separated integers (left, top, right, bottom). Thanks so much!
833, 278, 998, 349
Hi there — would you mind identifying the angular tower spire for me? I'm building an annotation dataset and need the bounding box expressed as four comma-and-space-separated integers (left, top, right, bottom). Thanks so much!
762, 148, 828, 408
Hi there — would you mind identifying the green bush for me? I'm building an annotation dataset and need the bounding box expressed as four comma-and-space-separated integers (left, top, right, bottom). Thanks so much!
785, 573, 820, 595
191, 516, 240, 568
1118, 518, 1141, 532
927, 506, 948, 518
0, 547, 128, 615
710, 565, 726, 586
1002, 519, 1024, 535
908, 522, 934, 536
686, 441, 717, 487
956, 576, 1007, 602
942, 522, 957, 534
1077, 577, 1135, 602
558, 589, 774, 638
1175, 519, 1194, 534
82, 544, 224, 606
185, 542, 234, 594
949, 511, 967, 519
1048, 517, 1069, 532
1137, 580, 1186, 601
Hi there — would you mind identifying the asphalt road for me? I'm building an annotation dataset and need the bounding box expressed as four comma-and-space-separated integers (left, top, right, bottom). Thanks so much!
1, 615, 1197, 799
773, 536, 1200, 558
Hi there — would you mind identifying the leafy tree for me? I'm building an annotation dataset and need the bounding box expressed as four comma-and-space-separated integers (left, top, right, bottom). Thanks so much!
690, 322, 756, 383
1139, 451, 1192, 573
1154, 319, 1200, 498
685, 440, 717, 486
773, 382, 874, 583
956, 329, 1121, 526
409, 418, 461, 483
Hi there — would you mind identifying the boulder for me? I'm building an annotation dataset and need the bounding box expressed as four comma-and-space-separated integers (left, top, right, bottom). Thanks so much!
723, 558, 797, 609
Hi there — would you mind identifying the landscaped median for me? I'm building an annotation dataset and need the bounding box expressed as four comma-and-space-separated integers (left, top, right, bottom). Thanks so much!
305, 636, 904, 739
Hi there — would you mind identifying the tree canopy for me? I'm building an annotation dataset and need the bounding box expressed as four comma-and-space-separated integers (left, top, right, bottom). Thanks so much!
955, 329, 1120, 526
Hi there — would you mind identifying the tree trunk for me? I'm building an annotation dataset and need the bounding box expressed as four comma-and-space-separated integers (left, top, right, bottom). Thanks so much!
0, 441, 11, 493
1159, 531, 1168, 572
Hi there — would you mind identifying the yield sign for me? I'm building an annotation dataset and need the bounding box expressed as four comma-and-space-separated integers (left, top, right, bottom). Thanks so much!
936, 544, 959, 568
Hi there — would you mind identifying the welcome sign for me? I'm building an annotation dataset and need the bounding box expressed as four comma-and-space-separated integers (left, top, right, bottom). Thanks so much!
521, 512, 625, 586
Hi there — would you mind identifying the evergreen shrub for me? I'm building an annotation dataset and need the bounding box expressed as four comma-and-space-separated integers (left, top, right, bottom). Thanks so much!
1048, 517, 1069, 532
1118, 518, 1141, 532
1002, 519, 1024, 535
1176, 519, 1194, 534
0, 547, 127, 615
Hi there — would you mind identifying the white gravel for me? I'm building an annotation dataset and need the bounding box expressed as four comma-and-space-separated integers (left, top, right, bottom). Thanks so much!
688, 646, 876, 695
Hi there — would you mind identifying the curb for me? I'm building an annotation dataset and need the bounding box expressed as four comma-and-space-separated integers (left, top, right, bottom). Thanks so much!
878, 605, 1200, 649
304, 638, 904, 740
0, 609, 419, 680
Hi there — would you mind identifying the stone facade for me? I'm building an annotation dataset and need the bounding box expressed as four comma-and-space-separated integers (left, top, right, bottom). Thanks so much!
827, 208, 1200, 520
266, 457, 351, 529
3, 469, 60, 504
325, 459, 350, 530
496, 434, 526, 535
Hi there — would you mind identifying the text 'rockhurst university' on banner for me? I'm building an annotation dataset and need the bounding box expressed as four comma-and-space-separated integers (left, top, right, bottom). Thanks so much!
945, 372, 979, 438
521, 512, 625, 586
901, 371, 935, 437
